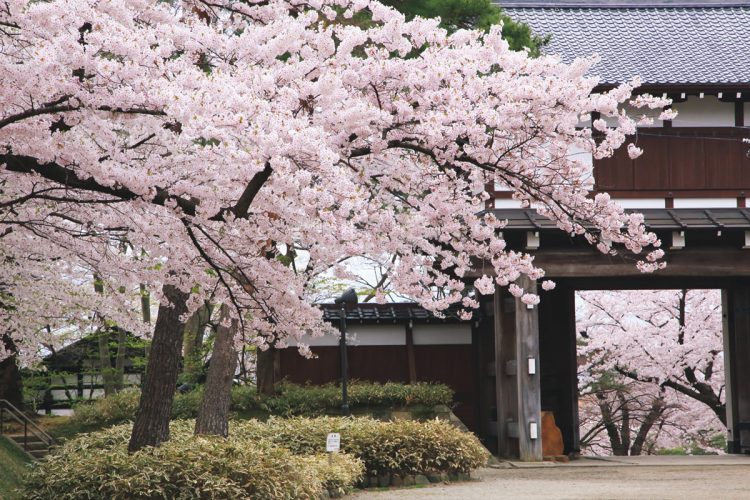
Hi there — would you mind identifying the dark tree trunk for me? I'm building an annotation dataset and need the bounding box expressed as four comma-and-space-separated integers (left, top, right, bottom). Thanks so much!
97, 330, 117, 396
0, 334, 23, 408
618, 392, 631, 454
630, 396, 666, 456
128, 284, 189, 453
114, 328, 128, 391
195, 306, 238, 437
182, 304, 210, 384
256, 345, 278, 396
597, 390, 628, 456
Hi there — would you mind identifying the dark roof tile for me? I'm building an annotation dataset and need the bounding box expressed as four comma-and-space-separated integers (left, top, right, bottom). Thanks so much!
503, 3, 750, 85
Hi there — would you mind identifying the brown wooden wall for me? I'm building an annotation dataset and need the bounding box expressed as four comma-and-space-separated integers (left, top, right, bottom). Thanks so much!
278, 344, 478, 432
594, 128, 750, 195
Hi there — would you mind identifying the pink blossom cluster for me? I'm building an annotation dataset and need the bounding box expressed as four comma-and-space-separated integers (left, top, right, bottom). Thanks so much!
1, 0, 666, 362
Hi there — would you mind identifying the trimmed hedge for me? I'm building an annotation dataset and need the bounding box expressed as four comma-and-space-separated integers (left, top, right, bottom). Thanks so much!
70, 381, 454, 428
234, 381, 454, 415
24, 420, 364, 500
234, 417, 489, 476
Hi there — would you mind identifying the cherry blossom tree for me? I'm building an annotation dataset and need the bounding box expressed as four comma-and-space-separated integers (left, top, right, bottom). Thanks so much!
2, 0, 670, 449
577, 289, 726, 455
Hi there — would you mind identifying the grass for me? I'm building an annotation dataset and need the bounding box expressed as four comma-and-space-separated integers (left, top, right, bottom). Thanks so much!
0, 435, 31, 500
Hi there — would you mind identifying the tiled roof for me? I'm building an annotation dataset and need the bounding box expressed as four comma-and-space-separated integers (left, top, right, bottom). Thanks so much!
503, 1, 750, 85
320, 303, 466, 323
488, 208, 750, 230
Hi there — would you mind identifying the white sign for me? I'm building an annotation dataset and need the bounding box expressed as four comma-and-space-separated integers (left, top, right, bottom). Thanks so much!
326, 432, 341, 453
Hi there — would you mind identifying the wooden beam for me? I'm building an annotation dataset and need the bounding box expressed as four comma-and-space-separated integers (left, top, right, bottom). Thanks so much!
532, 248, 750, 278
515, 276, 543, 461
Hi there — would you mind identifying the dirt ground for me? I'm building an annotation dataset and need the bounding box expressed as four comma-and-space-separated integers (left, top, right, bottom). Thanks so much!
352, 463, 750, 499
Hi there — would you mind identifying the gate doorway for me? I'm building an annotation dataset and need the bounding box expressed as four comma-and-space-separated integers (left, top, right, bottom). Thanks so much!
473, 208, 750, 460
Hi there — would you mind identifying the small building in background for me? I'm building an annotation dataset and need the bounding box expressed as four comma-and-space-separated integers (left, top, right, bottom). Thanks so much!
37, 330, 145, 413
279, 303, 478, 431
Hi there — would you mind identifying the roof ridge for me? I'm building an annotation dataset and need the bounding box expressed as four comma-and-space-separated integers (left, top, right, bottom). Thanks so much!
501, 1, 750, 8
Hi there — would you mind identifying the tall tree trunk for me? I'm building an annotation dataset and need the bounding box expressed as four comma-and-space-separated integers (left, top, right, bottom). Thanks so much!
618, 392, 631, 454
256, 345, 278, 396
97, 330, 116, 396
182, 304, 210, 384
195, 305, 238, 437
93, 278, 117, 396
630, 396, 666, 456
128, 284, 189, 453
114, 328, 128, 391
597, 390, 628, 456
0, 334, 23, 408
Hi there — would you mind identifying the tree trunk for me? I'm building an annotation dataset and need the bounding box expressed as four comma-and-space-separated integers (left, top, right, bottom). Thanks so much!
182, 304, 210, 384
128, 284, 189, 453
0, 334, 23, 408
195, 305, 238, 437
97, 330, 117, 396
114, 328, 128, 391
618, 392, 631, 455
256, 345, 278, 396
597, 390, 628, 456
93, 277, 117, 396
630, 396, 666, 456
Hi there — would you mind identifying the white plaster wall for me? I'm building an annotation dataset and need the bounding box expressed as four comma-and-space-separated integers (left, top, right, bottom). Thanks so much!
613, 198, 666, 209
673, 198, 738, 208
346, 325, 406, 346
413, 324, 472, 345
494, 198, 524, 209
671, 96, 734, 127
290, 324, 406, 347
567, 143, 594, 169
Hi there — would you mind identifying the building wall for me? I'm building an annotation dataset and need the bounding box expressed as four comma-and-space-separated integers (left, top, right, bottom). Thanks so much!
493, 93, 749, 209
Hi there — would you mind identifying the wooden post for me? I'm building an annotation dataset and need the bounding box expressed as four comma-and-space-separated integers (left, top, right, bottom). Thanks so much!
515, 276, 543, 461
405, 321, 417, 383
723, 284, 750, 453
494, 287, 515, 458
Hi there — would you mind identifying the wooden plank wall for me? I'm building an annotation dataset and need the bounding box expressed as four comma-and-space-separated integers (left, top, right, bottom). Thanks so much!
594, 128, 750, 194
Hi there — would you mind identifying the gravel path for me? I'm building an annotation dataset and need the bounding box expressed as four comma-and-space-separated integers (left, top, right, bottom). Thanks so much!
352, 464, 750, 499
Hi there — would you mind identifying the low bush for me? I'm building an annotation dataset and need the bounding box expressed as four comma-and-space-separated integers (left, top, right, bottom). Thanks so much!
25, 420, 364, 500
70, 381, 454, 429
70, 388, 140, 427
259, 382, 454, 416
233, 417, 489, 476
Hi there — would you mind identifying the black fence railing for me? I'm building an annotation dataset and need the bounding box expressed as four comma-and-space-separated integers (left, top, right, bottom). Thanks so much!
0, 399, 55, 456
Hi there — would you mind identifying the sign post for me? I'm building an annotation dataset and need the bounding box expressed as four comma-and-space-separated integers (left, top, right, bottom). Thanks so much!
326, 432, 341, 464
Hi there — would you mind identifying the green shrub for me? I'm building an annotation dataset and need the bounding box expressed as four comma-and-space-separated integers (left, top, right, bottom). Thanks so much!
262, 381, 454, 416
233, 416, 489, 475
230, 384, 263, 412
302, 452, 365, 497
171, 388, 204, 419
25, 421, 364, 500
70, 388, 203, 428
70, 388, 140, 427
70, 382, 454, 429
32, 416, 485, 499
